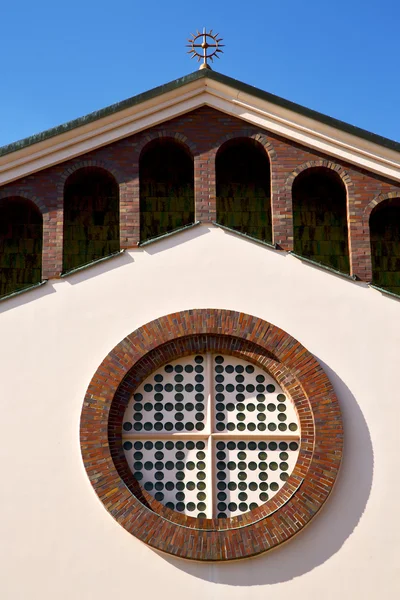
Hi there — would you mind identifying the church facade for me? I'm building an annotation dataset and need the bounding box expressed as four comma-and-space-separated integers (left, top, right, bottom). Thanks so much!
0, 69, 399, 598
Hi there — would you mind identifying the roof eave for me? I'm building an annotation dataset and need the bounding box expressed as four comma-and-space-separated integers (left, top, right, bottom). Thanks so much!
0, 70, 399, 186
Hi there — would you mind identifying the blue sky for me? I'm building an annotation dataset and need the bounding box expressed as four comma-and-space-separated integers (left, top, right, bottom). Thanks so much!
1, 0, 399, 147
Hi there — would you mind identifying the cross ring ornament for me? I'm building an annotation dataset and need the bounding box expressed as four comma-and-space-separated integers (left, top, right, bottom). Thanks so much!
187, 28, 224, 70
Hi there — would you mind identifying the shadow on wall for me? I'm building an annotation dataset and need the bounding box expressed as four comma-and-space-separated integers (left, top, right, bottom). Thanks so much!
140, 222, 210, 256
0, 249, 135, 313
0, 280, 55, 315
141, 223, 290, 259
160, 361, 374, 585
63, 249, 134, 286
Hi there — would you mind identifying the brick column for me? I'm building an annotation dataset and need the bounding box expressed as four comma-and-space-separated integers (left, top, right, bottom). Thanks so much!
194, 151, 216, 222
347, 212, 373, 281
120, 176, 140, 248
272, 183, 293, 251
42, 205, 63, 279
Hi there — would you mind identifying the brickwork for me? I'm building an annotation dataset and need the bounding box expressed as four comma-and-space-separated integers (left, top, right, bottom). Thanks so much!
0, 106, 399, 286
291, 166, 350, 273
139, 139, 194, 242
63, 167, 120, 271
0, 195, 42, 297
216, 138, 272, 243
369, 198, 400, 294
80, 309, 343, 561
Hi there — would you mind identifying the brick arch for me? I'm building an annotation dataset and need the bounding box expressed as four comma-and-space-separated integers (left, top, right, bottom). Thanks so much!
59, 161, 121, 273
0, 189, 46, 216
0, 190, 47, 281
0, 191, 45, 294
364, 191, 400, 221
285, 159, 354, 194
0, 191, 64, 280
57, 159, 123, 197
137, 132, 196, 242
80, 308, 343, 561
57, 160, 135, 256
366, 191, 400, 292
135, 131, 197, 158
285, 160, 356, 274
212, 131, 277, 243
212, 129, 277, 163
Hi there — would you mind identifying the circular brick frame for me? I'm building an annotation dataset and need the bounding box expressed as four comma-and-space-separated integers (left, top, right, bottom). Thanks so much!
80, 309, 343, 561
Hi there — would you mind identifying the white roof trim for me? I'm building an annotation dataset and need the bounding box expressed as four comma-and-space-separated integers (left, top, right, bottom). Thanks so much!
0, 77, 399, 185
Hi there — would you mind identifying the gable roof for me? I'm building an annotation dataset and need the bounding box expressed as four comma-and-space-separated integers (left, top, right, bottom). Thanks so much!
1, 69, 400, 185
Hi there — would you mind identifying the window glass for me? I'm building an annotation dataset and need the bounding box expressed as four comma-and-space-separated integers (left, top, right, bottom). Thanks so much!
123, 354, 300, 518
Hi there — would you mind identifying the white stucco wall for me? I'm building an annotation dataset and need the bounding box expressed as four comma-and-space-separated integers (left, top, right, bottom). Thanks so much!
0, 224, 398, 600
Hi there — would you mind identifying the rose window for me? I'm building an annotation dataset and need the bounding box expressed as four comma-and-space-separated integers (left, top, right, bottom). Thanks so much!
122, 354, 300, 519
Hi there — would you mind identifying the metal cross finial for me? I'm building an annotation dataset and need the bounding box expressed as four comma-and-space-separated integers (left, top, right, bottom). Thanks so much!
186, 28, 224, 70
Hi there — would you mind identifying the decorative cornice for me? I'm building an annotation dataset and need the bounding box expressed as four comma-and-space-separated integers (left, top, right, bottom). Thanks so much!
1, 72, 399, 185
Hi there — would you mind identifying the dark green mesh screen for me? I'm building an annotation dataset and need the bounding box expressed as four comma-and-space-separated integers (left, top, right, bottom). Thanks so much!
63, 168, 119, 272
370, 199, 400, 295
293, 168, 349, 273
0, 197, 42, 298
140, 140, 194, 242
216, 139, 271, 243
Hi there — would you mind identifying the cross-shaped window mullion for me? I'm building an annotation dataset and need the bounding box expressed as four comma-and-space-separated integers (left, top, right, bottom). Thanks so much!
122, 353, 300, 519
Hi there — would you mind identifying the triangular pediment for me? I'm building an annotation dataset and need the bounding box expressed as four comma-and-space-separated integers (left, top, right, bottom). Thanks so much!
1, 70, 399, 185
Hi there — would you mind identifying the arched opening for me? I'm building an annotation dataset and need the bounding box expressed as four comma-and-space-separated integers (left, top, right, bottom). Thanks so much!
63, 167, 119, 272
139, 139, 194, 242
292, 167, 349, 272
370, 198, 400, 294
0, 196, 42, 297
216, 138, 272, 243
